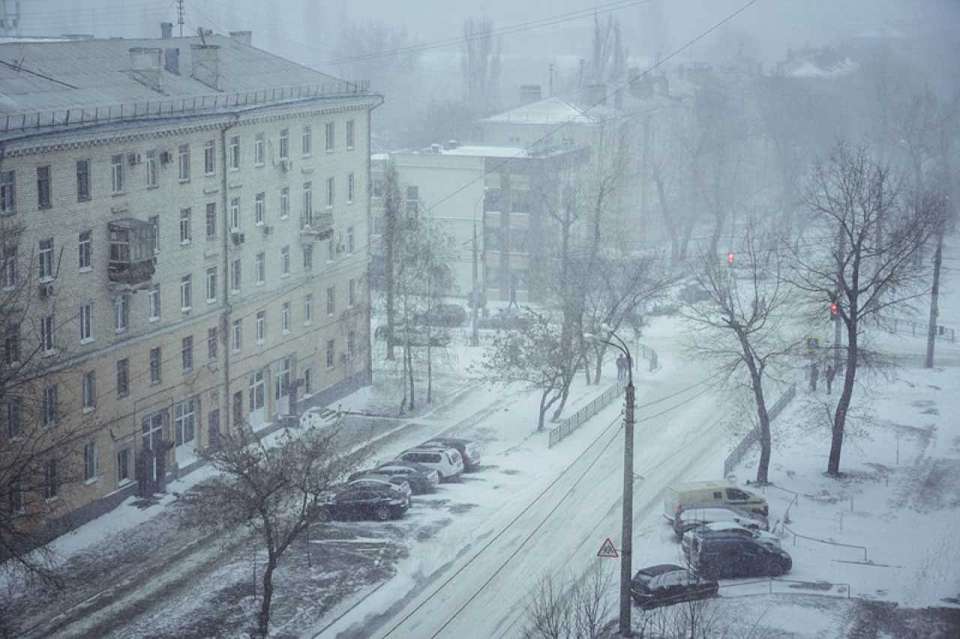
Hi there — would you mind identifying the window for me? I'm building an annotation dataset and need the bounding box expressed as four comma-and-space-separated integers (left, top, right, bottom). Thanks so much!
4, 398, 22, 439
79, 303, 93, 342
348, 278, 356, 307
255, 252, 265, 285
256, 311, 266, 344
327, 237, 335, 262
149, 347, 162, 383
3, 323, 19, 364
304, 294, 313, 324
372, 178, 384, 199
40, 314, 54, 353
230, 197, 241, 231
146, 150, 158, 187
302, 125, 312, 155
42, 384, 57, 426
43, 459, 58, 499
180, 275, 192, 311
232, 319, 242, 351
303, 244, 313, 271
255, 192, 265, 226
346, 119, 355, 150
116, 358, 129, 398
326, 339, 335, 368
205, 203, 217, 240
406, 185, 419, 216
303, 367, 312, 394
204, 140, 216, 175
38, 238, 54, 280
149, 215, 160, 253
78, 231, 92, 270
82, 371, 96, 410
280, 187, 289, 219
281, 245, 290, 276
148, 285, 161, 321
326, 286, 335, 316
114, 295, 129, 332
347, 173, 356, 203
182, 336, 193, 372
2, 245, 16, 289
207, 327, 218, 360
254, 133, 265, 166
111, 154, 124, 193
279, 129, 289, 161
206, 267, 217, 303
179, 208, 192, 244
325, 122, 335, 152
348, 330, 356, 359
347, 226, 355, 254
0, 170, 14, 214
326, 176, 335, 208
82, 442, 98, 481
302, 182, 313, 226
76, 160, 90, 201
175, 398, 196, 446
229, 136, 240, 169
281, 302, 290, 333
36, 166, 51, 209
117, 449, 130, 484
178, 144, 190, 181
231, 258, 241, 292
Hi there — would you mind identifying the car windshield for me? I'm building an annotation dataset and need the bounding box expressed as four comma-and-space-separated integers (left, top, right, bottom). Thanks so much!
649, 571, 693, 589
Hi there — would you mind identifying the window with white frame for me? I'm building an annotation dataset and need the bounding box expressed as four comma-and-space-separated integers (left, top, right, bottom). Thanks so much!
326, 176, 335, 208
4, 323, 20, 365
325, 339, 335, 368
325, 122, 334, 152
43, 458, 58, 498
254, 133, 265, 166
174, 398, 196, 446
36, 166, 51, 210
182, 335, 193, 372
303, 244, 313, 271
114, 294, 128, 332
255, 192, 265, 226
304, 293, 313, 324
178, 144, 191, 181
346, 119, 355, 150
78, 230, 92, 270
232, 319, 242, 351
204, 140, 215, 175
111, 155, 124, 193
231, 258, 241, 292
206, 203, 217, 240
229, 135, 240, 169
79, 303, 93, 342
347, 173, 355, 203
281, 245, 290, 276
83, 442, 98, 481
180, 274, 192, 311
146, 150, 158, 187
303, 367, 312, 394
40, 314, 54, 353
2, 245, 17, 289
280, 187, 289, 219
3, 397, 21, 439
255, 252, 265, 284
230, 197, 241, 231
208, 327, 218, 360
149, 215, 160, 253
1, 170, 16, 214
38, 238, 54, 280
150, 347, 162, 383
148, 285, 161, 321
116, 448, 130, 484
281, 301, 290, 333
279, 129, 290, 161
256, 311, 265, 344
326, 286, 335, 316
302, 126, 312, 156
302, 182, 313, 226
179, 208, 192, 244
347, 226, 355, 254
116, 358, 129, 398
76, 160, 91, 201
206, 267, 217, 303
82, 370, 96, 410
42, 384, 57, 426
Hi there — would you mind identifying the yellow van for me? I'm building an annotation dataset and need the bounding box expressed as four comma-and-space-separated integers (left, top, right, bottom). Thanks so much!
663, 480, 768, 521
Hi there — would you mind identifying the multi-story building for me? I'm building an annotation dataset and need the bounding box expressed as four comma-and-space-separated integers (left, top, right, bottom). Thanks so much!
0, 30, 378, 529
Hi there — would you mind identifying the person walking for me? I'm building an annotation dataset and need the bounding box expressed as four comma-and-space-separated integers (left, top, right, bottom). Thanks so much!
810, 362, 820, 392
825, 365, 836, 394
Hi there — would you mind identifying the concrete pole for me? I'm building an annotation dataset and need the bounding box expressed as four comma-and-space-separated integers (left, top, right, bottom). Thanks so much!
471, 221, 480, 347
620, 361, 635, 637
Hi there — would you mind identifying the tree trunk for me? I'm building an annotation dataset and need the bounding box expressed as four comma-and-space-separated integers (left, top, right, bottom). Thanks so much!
406, 341, 415, 411
257, 557, 277, 638
539, 388, 561, 432
427, 326, 433, 404
828, 319, 858, 476
925, 229, 943, 368
593, 342, 606, 385
385, 209, 397, 362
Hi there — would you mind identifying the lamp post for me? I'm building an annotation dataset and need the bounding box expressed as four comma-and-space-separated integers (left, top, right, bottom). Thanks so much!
586, 327, 635, 637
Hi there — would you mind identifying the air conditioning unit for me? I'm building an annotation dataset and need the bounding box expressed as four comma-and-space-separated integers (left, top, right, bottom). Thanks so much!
231, 232, 245, 246
38, 283, 54, 299
262, 225, 273, 236
127, 152, 142, 166
159, 150, 172, 165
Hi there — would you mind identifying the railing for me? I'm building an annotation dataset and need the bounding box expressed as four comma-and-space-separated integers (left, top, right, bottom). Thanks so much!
782, 523, 870, 563
722, 383, 797, 478
1, 82, 370, 134
718, 576, 851, 599
876, 315, 955, 343
548, 381, 624, 448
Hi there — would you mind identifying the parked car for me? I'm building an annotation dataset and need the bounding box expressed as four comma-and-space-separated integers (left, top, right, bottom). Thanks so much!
396, 447, 464, 480
368, 461, 439, 494
672, 507, 768, 540
630, 564, 719, 609
663, 480, 769, 521
419, 437, 482, 470
347, 474, 413, 499
323, 484, 411, 521
415, 304, 467, 328
686, 534, 792, 579
681, 521, 781, 556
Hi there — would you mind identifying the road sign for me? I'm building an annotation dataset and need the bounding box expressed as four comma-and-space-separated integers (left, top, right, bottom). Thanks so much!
597, 537, 619, 559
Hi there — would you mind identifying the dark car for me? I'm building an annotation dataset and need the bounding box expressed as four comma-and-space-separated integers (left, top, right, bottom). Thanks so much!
419, 437, 482, 470
346, 474, 413, 499
672, 506, 768, 540
630, 564, 719, 609
323, 484, 410, 521
367, 461, 440, 494
687, 534, 792, 579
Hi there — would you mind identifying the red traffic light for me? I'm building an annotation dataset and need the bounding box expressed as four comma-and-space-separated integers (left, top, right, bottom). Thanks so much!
727, 251, 735, 266
830, 302, 839, 317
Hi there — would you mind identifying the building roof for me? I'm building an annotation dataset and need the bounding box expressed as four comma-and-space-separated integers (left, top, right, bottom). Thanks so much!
481, 96, 614, 126
441, 145, 529, 158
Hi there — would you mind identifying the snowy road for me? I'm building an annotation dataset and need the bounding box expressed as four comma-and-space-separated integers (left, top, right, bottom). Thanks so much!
322, 343, 733, 639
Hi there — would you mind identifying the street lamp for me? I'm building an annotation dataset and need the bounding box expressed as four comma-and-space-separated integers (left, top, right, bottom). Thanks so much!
585, 326, 635, 637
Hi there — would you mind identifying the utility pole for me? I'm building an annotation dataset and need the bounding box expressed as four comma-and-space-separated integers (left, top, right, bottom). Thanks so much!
925, 226, 944, 368
620, 363, 635, 637
471, 221, 480, 347
177, 0, 185, 37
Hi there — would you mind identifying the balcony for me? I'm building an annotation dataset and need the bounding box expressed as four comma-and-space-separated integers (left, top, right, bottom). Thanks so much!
108, 218, 156, 290
299, 211, 334, 241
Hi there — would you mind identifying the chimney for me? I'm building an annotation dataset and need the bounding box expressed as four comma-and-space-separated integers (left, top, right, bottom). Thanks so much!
518, 84, 542, 105
161, 22, 173, 39
191, 44, 221, 91
129, 47, 163, 92
164, 48, 180, 75
229, 30, 252, 46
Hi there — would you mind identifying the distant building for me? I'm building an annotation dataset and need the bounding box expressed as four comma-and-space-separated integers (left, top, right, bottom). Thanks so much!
0, 29, 378, 530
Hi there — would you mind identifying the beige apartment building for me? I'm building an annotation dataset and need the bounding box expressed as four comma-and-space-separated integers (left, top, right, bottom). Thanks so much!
0, 31, 377, 529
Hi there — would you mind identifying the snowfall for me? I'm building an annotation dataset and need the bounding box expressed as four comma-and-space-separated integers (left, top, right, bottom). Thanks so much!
7, 243, 960, 639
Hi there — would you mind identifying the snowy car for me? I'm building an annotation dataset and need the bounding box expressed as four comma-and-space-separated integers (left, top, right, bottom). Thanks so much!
630, 564, 719, 609
396, 447, 464, 480
672, 506, 768, 539
419, 437, 482, 471
347, 474, 413, 499
361, 461, 440, 494
681, 521, 780, 556
323, 484, 411, 522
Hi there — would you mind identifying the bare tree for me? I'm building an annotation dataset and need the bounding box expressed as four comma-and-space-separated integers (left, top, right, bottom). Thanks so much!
177, 423, 351, 638
522, 562, 613, 639
788, 144, 940, 476
382, 159, 401, 361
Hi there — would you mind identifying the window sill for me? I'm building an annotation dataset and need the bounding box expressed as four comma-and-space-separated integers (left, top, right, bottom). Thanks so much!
281, 273, 290, 279
282, 329, 290, 336
150, 379, 162, 386
79, 266, 92, 273
256, 282, 265, 287
303, 153, 312, 159
255, 163, 265, 168
204, 173, 216, 178
115, 328, 128, 335
39, 276, 55, 284
80, 337, 95, 345
118, 392, 129, 399
45, 496, 60, 503
183, 368, 193, 374
347, 146, 355, 151
207, 298, 217, 305
147, 184, 159, 190
111, 192, 126, 198
149, 316, 160, 323
118, 478, 133, 488
303, 321, 312, 327
82, 406, 95, 414
84, 476, 99, 486
180, 241, 192, 247
179, 179, 191, 184
181, 307, 192, 314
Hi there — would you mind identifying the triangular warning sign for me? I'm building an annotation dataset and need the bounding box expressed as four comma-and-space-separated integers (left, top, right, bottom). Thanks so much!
597, 537, 619, 558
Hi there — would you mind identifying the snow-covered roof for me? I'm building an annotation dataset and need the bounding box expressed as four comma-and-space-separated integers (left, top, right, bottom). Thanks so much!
440, 145, 529, 158
788, 57, 860, 79
481, 96, 607, 126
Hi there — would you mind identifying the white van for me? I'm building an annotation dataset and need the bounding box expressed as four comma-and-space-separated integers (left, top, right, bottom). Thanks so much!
663, 480, 768, 521
397, 447, 464, 481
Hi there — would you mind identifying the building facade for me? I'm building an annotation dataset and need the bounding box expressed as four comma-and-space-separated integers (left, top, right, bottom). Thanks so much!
0, 32, 377, 529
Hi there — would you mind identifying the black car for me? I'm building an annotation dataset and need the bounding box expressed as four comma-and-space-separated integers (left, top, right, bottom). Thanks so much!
630, 564, 719, 609
687, 534, 792, 579
419, 437, 482, 470
323, 484, 410, 521
365, 461, 440, 494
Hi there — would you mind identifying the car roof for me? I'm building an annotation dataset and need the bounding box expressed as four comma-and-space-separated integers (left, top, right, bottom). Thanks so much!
679, 506, 760, 520
635, 564, 683, 578
378, 460, 431, 472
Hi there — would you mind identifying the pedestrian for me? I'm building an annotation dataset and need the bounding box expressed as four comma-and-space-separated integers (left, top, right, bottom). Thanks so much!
825, 365, 836, 394
810, 362, 819, 392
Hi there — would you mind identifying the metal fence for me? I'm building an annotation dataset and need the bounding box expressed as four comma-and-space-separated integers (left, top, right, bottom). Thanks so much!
722, 383, 797, 478
548, 381, 625, 448
876, 315, 956, 343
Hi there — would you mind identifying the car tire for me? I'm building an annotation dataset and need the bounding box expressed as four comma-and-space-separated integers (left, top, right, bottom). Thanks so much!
374, 506, 392, 521
765, 558, 786, 577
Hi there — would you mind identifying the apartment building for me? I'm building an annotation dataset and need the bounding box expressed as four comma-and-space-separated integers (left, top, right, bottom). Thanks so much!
0, 31, 377, 529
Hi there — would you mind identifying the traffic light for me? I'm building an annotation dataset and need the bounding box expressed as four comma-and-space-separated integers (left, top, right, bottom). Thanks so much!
830, 302, 839, 317
727, 251, 735, 266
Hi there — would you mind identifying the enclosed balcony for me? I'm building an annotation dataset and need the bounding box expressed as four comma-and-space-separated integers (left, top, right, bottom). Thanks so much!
299, 210, 334, 241
108, 218, 156, 290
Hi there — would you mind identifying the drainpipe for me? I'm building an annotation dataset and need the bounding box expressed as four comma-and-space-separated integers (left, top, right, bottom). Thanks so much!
365, 96, 384, 385
220, 117, 238, 435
